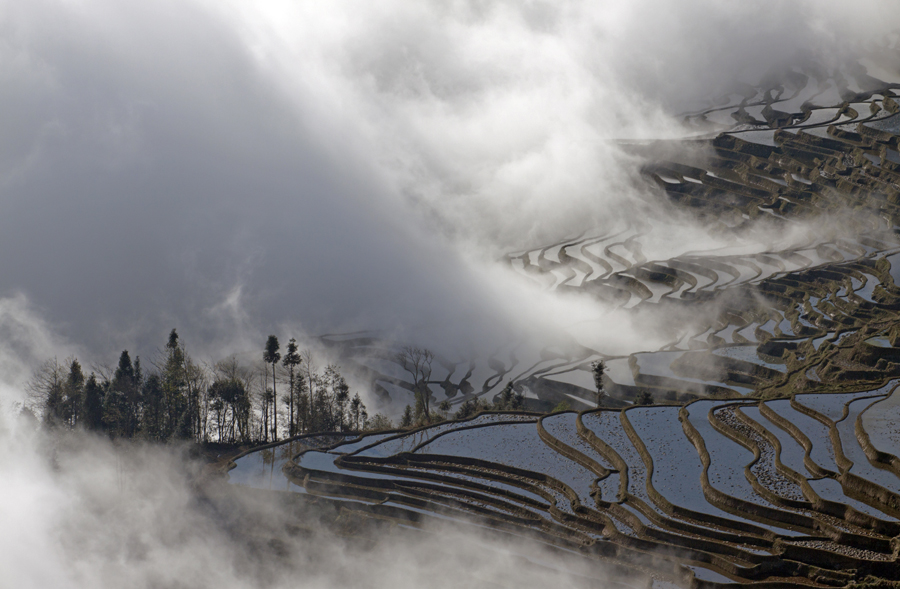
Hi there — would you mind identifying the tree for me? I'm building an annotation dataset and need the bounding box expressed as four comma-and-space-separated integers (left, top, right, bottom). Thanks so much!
209, 376, 249, 443
26, 357, 84, 428
400, 404, 414, 428
349, 392, 367, 431
396, 346, 434, 422
27, 358, 66, 427
322, 365, 340, 429
102, 385, 127, 437
494, 382, 524, 411
141, 374, 164, 440
65, 359, 85, 427
160, 329, 189, 440
301, 349, 316, 435
295, 375, 310, 434
82, 373, 104, 431
261, 386, 274, 442
112, 351, 139, 436
513, 387, 525, 410
591, 360, 607, 408
636, 390, 654, 406
365, 413, 391, 431
359, 403, 369, 430
307, 369, 322, 433
282, 338, 301, 436
132, 356, 145, 431
183, 354, 206, 441
333, 371, 350, 431
497, 382, 514, 410
454, 397, 489, 420
263, 335, 281, 441
214, 356, 253, 442
311, 376, 335, 432
551, 401, 570, 413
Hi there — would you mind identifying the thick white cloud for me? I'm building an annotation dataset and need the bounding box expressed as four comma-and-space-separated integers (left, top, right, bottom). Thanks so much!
0, 423, 606, 588
0, 0, 896, 361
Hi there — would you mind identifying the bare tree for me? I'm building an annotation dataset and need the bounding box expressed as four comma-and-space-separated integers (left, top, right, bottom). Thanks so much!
396, 346, 434, 421
183, 351, 207, 441
25, 358, 65, 424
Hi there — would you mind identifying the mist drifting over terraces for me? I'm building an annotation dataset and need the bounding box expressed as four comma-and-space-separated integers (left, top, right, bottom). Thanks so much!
0, 1, 894, 367
4, 1, 900, 587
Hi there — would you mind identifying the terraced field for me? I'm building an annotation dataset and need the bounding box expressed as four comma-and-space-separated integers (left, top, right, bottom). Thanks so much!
309, 41, 900, 415
226, 44, 900, 588
228, 383, 900, 587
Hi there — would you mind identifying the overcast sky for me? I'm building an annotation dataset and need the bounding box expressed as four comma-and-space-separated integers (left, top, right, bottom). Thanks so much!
1, 0, 897, 369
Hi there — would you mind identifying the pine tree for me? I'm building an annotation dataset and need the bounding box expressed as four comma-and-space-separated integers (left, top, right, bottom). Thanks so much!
113, 350, 139, 436
65, 359, 85, 427
82, 373, 104, 431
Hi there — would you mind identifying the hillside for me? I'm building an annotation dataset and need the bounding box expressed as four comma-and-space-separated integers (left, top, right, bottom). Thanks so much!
227, 41, 900, 588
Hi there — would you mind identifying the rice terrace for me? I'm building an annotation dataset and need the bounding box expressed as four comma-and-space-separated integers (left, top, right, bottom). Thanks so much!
225, 37, 900, 588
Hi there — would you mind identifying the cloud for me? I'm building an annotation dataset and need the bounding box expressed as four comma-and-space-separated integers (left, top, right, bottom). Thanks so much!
0, 0, 897, 364
0, 293, 75, 409
1, 0, 498, 358
0, 424, 608, 588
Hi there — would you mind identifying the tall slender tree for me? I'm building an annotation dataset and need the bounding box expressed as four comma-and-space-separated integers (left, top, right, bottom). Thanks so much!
263, 335, 281, 440
162, 329, 188, 439
282, 338, 301, 436
295, 375, 309, 434
65, 359, 85, 427
302, 349, 315, 433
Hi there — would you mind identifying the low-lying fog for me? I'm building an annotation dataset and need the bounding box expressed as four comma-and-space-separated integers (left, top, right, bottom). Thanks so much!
2, 418, 607, 588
